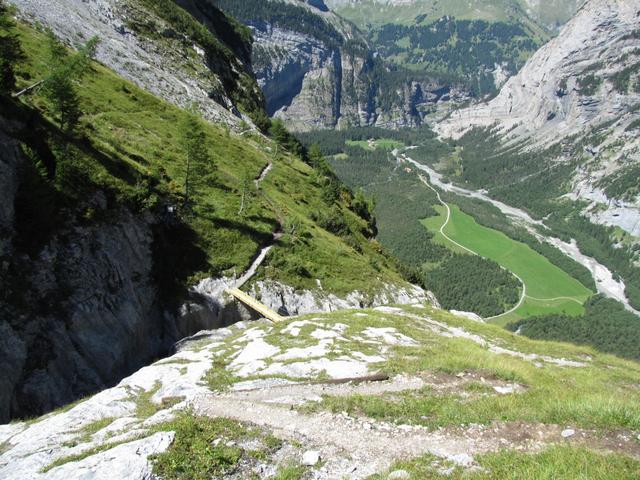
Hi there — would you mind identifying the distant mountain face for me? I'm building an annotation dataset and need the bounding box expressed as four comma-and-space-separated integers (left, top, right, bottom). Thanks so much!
215, 0, 577, 131
324, 0, 567, 98
437, 0, 640, 235
325, 0, 578, 31
212, 0, 472, 131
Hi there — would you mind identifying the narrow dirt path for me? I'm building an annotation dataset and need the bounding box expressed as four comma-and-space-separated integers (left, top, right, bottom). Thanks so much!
233, 161, 282, 289
525, 295, 584, 304
192, 395, 518, 478
194, 380, 640, 479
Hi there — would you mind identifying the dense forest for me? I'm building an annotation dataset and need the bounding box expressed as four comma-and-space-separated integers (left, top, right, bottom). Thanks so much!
427, 255, 521, 317
211, 0, 349, 50
508, 295, 640, 361
368, 17, 543, 95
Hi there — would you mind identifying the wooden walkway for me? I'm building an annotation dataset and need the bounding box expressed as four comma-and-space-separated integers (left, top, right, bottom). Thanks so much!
226, 288, 285, 323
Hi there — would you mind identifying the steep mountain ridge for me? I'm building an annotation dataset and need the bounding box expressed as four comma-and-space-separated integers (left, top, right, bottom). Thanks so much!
437, 0, 640, 235
9, 0, 264, 126
213, 0, 470, 131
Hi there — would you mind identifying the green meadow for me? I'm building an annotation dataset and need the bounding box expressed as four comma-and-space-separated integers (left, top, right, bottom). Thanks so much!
424, 204, 593, 325
345, 138, 405, 151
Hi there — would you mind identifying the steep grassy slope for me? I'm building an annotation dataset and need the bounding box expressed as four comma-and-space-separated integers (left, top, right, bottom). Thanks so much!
8, 20, 407, 298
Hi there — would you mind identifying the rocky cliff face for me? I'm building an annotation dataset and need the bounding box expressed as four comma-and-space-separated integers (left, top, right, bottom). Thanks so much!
0, 140, 162, 421
248, 280, 433, 315
216, 0, 469, 131
9, 0, 263, 127
437, 0, 640, 235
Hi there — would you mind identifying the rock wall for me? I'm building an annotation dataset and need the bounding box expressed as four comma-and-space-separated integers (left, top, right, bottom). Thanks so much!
0, 125, 227, 422
0, 161, 169, 422
248, 280, 434, 315
248, 15, 468, 131
436, 0, 640, 234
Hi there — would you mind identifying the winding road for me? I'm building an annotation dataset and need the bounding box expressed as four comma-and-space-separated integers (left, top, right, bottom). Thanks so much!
399, 150, 640, 317
417, 174, 527, 321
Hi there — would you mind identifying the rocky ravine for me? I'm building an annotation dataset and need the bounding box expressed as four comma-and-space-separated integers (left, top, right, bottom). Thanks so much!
437, 0, 640, 235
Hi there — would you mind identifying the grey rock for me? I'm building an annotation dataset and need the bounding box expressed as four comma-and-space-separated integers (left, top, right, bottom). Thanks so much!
247, 280, 431, 316
438, 0, 640, 235
448, 453, 474, 466
0, 129, 22, 256
302, 450, 321, 466
561, 428, 576, 438
44, 432, 175, 480
249, 14, 469, 131
9, 0, 253, 128
388, 470, 411, 479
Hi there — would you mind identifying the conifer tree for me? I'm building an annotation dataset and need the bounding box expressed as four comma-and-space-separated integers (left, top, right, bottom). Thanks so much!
181, 107, 214, 206
0, 0, 24, 96
41, 31, 99, 131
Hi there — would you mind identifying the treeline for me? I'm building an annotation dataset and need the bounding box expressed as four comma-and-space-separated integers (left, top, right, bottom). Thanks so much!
313, 128, 521, 315
297, 125, 439, 155
427, 255, 521, 318
546, 214, 640, 310
212, 0, 357, 51
508, 295, 640, 360
271, 120, 378, 240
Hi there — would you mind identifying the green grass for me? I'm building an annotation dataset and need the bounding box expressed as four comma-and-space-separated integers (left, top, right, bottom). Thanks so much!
346, 138, 405, 151
371, 446, 640, 479
423, 204, 592, 324
150, 412, 291, 480
12, 21, 406, 298
273, 464, 307, 480
150, 414, 246, 480
300, 305, 640, 433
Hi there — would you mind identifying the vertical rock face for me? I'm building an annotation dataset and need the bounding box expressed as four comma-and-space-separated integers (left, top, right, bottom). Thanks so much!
251, 25, 467, 131
218, 0, 469, 131
438, 0, 640, 142
0, 130, 22, 257
0, 147, 170, 421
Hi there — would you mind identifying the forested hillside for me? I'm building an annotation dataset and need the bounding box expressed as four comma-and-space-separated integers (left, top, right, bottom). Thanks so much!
370, 16, 544, 95
298, 125, 640, 361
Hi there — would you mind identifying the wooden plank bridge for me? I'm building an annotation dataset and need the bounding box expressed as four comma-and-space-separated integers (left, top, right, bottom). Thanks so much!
226, 288, 285, 323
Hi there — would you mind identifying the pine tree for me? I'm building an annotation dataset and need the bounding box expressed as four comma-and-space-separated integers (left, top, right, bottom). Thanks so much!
41, 30, 99, 131
0, 0, 24, 96
182, 107, 214, 207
